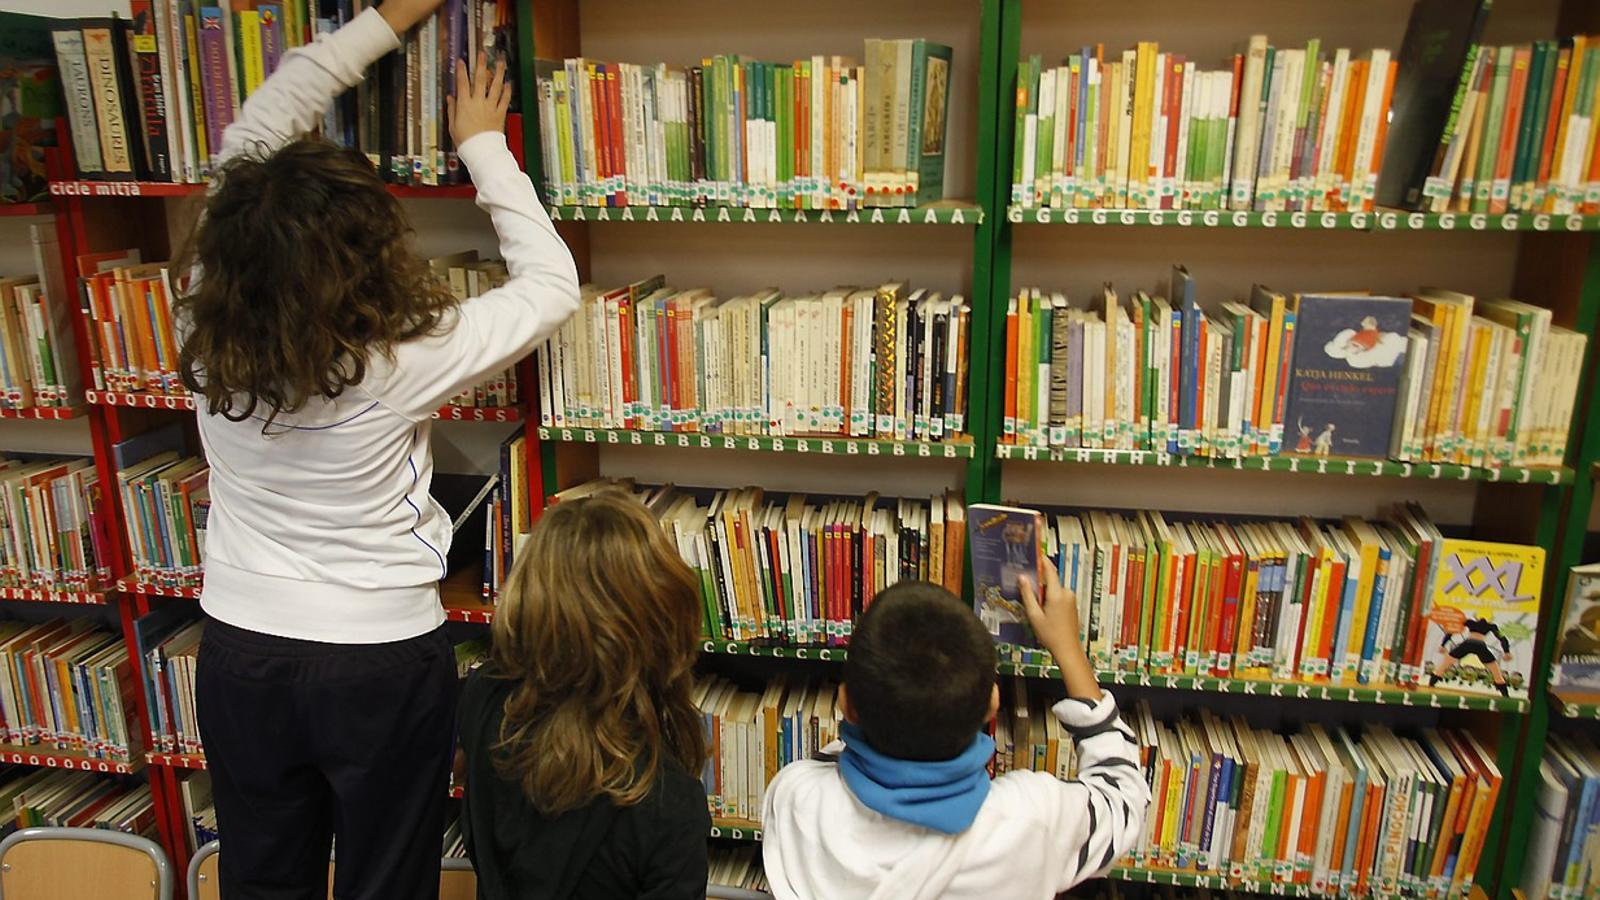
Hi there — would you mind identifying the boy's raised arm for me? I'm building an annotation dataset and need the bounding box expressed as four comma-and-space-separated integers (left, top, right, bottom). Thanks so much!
218, 0, 440, 165
1020, 575, 1152, 890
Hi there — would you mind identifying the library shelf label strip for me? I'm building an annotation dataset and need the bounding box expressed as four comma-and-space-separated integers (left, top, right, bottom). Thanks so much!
0, 747, 137, 774
1006, 205, 1600, 232
539, 427, 975, 459
0, 586, 109, 605
86, 390, 518, 422
1108, 865, 1316, 898
146, 752, 208, 770
547, 204, 983, 226
708, 821, 763, 842
995, 445, 1572, 484
116, 581, 202, 600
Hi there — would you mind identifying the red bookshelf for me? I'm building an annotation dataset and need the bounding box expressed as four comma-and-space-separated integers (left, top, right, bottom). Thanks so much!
0, 203, 53, 217
0, 405, 87, 420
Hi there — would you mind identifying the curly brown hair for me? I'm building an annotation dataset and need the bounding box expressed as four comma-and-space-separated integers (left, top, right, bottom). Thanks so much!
175, 138, 458, 425
489, 490, 708, 815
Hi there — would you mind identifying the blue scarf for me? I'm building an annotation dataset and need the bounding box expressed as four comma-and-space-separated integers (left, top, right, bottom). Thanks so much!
837, 721, 994, 835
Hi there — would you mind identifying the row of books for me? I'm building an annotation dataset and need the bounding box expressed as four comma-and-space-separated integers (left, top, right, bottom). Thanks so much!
552, 479, 966, 645
0, 456, 111, 593
696, 673, 840, 825
1417, 37, 1600, 215
117, 443, 208, 590
1012, 38, 1396, 213
480, 428, 532, 601
537, 279, 972, 443
0, 768, 157, 837
1111, 700, 1501, 898
1002, 272, 1585, 469
0, 228, 81, 410
533, 42, 953, 211
0, 619, 137, 762
79, 250, 520, 409
1524, 732, 1600, 900
971, 500, 1543, 700
50, 0, 515, 184
708, 846, 769, 895
430, 253, 521, 409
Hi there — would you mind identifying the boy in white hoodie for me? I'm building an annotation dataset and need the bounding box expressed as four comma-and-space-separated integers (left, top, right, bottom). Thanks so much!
761, 575, 1150, 900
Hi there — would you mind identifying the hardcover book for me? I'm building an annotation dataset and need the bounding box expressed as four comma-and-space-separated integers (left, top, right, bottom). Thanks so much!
968, 502, 1045, 648
1281, 294, 1413, 459
1421, 537, 1543, 700
1551, 562, 1600, 696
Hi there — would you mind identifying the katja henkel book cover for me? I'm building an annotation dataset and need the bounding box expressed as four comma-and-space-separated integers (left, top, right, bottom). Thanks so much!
1282, 295, 1413, 460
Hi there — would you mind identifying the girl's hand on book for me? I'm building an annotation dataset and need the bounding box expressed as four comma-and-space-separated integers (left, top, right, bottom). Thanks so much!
449, 54, 512, 147
1018, 572, 1081, 660
377, 0, 445, 35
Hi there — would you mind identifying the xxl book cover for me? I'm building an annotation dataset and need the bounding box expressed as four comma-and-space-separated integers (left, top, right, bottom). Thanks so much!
1282, 294, 1413, 459
1422, 537, 1544, 699
967, 503, 1044, 649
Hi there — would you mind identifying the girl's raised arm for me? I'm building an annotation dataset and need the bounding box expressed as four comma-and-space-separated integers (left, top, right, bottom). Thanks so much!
218, 0, 441, 165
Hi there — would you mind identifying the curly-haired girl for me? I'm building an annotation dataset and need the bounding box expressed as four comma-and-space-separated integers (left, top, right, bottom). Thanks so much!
182, 2, 580, 897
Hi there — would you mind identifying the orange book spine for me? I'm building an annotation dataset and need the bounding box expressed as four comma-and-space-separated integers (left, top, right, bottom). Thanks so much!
1327, 779, 1355, 874
1536, 48, 1572, 202
1365, 60, 1400, 211
1335, 61, 1369, 211
1296, 770, 1325, 884
1354, 785, 1384, 896
1490, 48, 1531, 214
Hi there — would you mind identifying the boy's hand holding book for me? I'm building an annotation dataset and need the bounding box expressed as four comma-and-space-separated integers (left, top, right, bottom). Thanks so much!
1019, 572, 1104, 703
377, 0, 446, 35
449, 55, 513, 147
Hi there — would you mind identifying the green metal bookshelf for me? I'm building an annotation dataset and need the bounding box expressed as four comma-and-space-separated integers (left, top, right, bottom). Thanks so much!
519, 2, 1600, 898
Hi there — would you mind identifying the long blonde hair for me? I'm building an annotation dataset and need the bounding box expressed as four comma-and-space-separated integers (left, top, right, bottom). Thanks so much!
489, 490, 707, 814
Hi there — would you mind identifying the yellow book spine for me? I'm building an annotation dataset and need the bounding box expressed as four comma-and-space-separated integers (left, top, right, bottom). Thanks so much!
239, 10, 264, 96
1459, 324, 1490, 465
1235, 555, 1261, 672
1018, 294, 1036, 443
1343, 534, 1378, 684
1129, 43, 1155, 208
1301, 550, 1332, 678
1162, 759, 1185, 860
1421, 305, 1457, 461
1258, 300, 1286, 440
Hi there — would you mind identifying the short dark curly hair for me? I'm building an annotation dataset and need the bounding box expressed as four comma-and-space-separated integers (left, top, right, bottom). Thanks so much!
845, 581, 996, 761
176, 138, 458, 428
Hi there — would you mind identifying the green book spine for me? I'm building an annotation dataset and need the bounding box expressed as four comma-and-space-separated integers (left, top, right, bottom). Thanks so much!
1473, 46, 1513, 213
1149, 536, 1173, 670
1012, 56, 1035, 204
1511, 41, 1551, 209
906, 40, 927, 209
1261, 769, 1287, 880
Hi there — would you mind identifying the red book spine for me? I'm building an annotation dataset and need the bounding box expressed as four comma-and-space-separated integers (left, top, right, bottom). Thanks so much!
1215, 552, 1243, 675
587, 67, 609, 203
1400, 538, 1433, 682
1120, 546, 1143, 666
618, 296, 635, 429
1316, 557, 1346, 680
1289, 556, 1318, 678
606, 65, 627, 205
1161, 55, 1183, 210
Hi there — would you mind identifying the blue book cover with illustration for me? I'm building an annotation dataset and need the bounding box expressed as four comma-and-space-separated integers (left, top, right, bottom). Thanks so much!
967, 503, 1044, 646
1281, 295, 1413, 459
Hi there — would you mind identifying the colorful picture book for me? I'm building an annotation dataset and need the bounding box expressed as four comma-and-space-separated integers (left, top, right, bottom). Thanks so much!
1001, 276, 1585, 471
0, 13, 60, 204
0, 227, 82, 410
1408, 35, 1600, 215
1281, 294, 1412, 460
1011, 37, 1398, 213
548, 479, 965, 645
537, 279, 972, 444
1416, 538, 1543, 700
0, 455, 111, 592
1551, 561, 1600, 696
533, 40, 954, 210
50, 0, 516, 184
967, 502, 1045, 646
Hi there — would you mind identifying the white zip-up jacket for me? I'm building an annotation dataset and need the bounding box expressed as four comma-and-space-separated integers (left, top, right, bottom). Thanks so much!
194, 9, 580, 643
762, 691, 1151, 900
